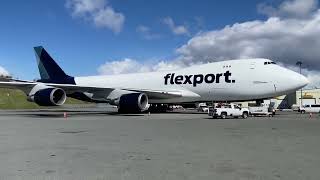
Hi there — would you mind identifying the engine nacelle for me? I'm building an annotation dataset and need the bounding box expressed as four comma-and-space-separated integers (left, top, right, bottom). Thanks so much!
30, 88, 67, 106
118, 93, 149, 113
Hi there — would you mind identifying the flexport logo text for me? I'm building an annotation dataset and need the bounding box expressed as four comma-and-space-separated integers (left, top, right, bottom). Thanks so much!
164, 71, 235, 87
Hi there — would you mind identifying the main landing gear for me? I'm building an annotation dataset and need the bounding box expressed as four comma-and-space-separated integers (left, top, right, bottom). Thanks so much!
148, 104, 172, 113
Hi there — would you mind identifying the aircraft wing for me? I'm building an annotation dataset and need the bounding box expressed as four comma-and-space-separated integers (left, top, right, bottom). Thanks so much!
0, 81, 37, 93
0, 81, 114, 95
0, 81, 192, 100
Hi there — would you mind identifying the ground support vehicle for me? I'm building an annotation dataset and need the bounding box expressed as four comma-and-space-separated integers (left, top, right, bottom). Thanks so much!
208, 103, 249, 119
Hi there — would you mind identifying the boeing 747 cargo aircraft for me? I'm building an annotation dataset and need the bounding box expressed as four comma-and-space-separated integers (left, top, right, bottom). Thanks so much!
0, 47, 309, 113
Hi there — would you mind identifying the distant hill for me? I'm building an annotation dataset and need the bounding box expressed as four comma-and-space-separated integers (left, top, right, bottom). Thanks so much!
0, 88, 91, 109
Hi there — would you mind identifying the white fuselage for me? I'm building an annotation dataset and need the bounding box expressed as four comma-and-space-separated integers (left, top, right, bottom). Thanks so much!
74, 59, 309, 103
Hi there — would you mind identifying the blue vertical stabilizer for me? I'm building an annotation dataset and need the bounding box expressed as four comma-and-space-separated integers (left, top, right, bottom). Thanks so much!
34, 46, 75, 84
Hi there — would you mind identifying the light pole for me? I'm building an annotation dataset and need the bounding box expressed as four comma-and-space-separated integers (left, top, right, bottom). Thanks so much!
296, 61, 303, 107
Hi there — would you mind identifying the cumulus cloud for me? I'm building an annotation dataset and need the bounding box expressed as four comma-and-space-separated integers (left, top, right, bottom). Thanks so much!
258, 0, 318, 18
136, 25, 161, 40
163, 17, 189, 35
151, 61, 184, 72
98, 58, 145, 75
98, 58, 182, 75
0, 66, 9, 77
66, 0, 125, 33
176, 1, 320, 72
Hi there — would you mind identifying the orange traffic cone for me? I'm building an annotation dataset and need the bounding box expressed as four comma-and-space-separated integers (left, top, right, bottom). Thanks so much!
309, 113, 313, 118
64, 112, 67, 119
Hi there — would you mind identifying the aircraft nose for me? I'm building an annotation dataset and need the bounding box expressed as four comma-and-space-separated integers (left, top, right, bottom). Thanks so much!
298, 74, 309, 88
274, 67, 309, 93
290, 71, 309, 89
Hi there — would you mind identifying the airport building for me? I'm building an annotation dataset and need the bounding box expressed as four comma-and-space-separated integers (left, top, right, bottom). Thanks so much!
282, 88, 320, 107
239, 88, 320, 109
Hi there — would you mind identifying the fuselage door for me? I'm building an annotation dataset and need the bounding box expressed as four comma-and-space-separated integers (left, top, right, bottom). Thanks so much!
250, 62, 256, 69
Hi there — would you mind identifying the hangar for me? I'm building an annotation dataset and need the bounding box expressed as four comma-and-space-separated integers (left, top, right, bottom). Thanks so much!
239, 88, 320, 110
277, 88, 320, 108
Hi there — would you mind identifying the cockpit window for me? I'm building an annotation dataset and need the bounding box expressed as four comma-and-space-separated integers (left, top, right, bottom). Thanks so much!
264, 61, 276, 65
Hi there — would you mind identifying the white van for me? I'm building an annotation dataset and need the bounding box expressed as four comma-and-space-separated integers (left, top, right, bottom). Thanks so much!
300, 104, 320, 113
291, 104, 300, 111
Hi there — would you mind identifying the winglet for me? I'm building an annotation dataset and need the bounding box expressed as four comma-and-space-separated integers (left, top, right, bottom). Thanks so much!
34, 46, 75, 84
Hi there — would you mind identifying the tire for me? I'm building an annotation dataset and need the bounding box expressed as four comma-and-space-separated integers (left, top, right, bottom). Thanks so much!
221, 113, 227, 119
301, 110, 306, 114
242, 112, 248, 119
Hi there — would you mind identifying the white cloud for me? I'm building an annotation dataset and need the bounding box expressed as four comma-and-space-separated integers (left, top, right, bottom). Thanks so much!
136, 25, 161, 40
176, 9, 320, 71
150, 61, 183, 72
96, 0, 320, 87
258, 0, 318, 18
98, 58, 182, 75
0, 66, 9, 77
66, 0, 125, 33
98, 58, 142, 75
163, 17, 189, 35
136, 25, 149, 33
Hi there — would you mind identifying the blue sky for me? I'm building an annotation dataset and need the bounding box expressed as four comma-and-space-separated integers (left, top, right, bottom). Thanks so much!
0, 0, 270, 79
1, 0, 320, 87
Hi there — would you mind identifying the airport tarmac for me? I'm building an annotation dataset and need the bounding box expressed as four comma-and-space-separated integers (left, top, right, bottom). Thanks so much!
0, 109, 319, 180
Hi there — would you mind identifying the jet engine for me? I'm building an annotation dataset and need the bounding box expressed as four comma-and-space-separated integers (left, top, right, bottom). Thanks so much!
118, 93, 149, 113
29, 88, 67, 106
